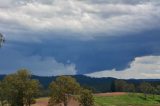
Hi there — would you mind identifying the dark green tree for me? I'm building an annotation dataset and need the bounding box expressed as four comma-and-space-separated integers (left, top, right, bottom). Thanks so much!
139, 82, 152, 100
111, 80, 116, 92
150, 86, 157, 99
115, 80, 127, 92
157, 85, 160, 95
125, 83, 135, 93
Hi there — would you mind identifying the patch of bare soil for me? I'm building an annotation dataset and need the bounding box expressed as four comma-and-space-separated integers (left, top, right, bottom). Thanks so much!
57, 98, 80, 106
33, 97, 79, 106
68, 97, 80, 106
33, 92, 126, 106
32, 100, 48, 106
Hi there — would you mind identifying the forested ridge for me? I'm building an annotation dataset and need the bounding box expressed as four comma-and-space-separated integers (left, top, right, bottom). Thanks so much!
1, 75, 160, 93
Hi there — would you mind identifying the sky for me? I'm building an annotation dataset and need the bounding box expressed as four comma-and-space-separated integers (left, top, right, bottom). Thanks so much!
0, 0, 160, 79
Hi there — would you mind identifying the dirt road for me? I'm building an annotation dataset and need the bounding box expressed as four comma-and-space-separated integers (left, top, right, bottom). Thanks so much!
32, 97, 79, 106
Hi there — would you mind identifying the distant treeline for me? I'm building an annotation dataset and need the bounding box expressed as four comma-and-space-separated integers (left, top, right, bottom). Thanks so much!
27, 76, 160, 94
1, 69, 160, 106
1, 74, 160, 94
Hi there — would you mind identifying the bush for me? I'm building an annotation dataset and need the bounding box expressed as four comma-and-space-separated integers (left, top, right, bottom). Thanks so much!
79, 89, 94, 106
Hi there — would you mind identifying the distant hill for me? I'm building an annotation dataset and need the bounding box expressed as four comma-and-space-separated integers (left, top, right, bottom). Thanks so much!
0, 75, 5, 80
1, 75, 160, 93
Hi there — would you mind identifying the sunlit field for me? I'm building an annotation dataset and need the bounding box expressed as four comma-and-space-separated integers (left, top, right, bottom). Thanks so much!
31, 93, 160, 106
95, 93, 160, 106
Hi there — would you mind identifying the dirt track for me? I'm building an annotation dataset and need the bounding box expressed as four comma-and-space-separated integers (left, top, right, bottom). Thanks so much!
32, 92, 127, 106
32, 98, 48, 106
32, 97, 79, 106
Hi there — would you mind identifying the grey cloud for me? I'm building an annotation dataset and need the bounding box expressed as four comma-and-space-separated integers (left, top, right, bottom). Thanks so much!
87, 0, 160, 4
0, 0, 160, 42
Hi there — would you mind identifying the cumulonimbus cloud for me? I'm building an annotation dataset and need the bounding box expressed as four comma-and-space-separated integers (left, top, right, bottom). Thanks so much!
86, 56, 160, 79
0, 49, 77, 76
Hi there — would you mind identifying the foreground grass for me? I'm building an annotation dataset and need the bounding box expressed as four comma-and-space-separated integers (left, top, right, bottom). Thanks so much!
94, 93, 160, 106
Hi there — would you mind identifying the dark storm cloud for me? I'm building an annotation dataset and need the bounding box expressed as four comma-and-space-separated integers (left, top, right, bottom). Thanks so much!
1, 29, 159, 75
0, 0, 160, 77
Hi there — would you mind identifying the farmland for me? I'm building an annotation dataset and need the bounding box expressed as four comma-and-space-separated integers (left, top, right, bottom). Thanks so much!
32, 93, 160, 106
95, 93, 160, 106
1, 71, 160, 106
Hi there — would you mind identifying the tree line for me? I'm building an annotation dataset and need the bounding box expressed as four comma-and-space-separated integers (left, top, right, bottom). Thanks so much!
0, 69, 94, 106
112, 79, 160, 99
1, 69, 160, 106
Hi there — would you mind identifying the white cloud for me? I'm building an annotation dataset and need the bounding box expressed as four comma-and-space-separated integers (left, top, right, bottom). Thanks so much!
86, 56, 160, 79
0, 49, 77, 76
0, 0, 160, 41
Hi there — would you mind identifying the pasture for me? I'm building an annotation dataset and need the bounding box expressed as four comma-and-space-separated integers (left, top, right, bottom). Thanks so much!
95, 93, 160, 106
32, 93, 160, 106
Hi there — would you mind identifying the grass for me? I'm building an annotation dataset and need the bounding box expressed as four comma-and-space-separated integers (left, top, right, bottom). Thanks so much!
31, 93, 160, 106
94, 93, 160, 106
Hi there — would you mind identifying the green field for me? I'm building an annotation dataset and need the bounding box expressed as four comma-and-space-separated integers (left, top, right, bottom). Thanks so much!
94, 94, 160, 106
30, 93, 160, 106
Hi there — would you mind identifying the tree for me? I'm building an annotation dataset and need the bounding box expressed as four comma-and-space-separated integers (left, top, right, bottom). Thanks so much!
111, 80, 116, 92
0, 33, 5, 47
25, 80, 41, 106
3, 69, 40, 106
139, 82, 152, 99
125, 83, 135, 93
115, 80, 127, 92
157, 85, 160, 95
48, 76, 81, 106
150, 86, 157, 99
0, 81, 7, 106
3, 74, 19, 106
79, 89, 94, 106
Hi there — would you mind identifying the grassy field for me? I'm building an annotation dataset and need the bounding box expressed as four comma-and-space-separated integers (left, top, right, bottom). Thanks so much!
95, 93, 160, 106
31, 93, 160, 106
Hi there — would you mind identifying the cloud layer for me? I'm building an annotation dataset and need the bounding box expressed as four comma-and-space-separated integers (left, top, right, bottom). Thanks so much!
86, 56, 160, 79
0, 0, 160, 77
0, 0, 160, 41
